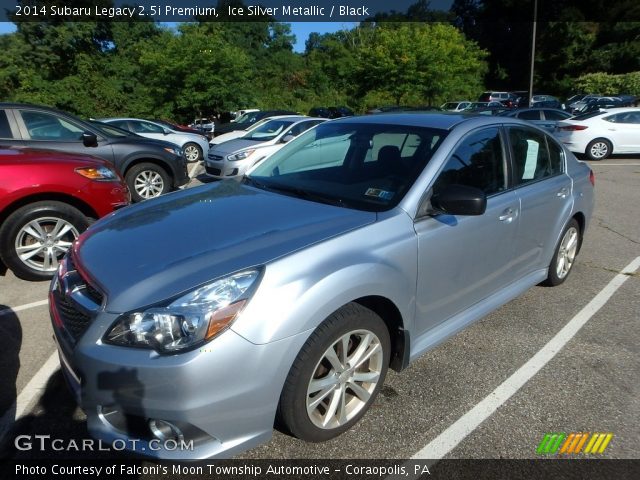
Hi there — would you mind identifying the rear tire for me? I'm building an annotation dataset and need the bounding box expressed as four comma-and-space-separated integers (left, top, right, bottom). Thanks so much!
586, 138, 612, 161
125, 163, 171, 202
277, 303, 390, 442
543, 219, 580, 286
0, 201, 89, 281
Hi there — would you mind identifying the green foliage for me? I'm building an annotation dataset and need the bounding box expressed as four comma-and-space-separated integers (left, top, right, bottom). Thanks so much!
575, 72, 640, 95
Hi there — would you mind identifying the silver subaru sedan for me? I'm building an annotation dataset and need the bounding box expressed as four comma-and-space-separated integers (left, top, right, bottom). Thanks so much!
49, 114, 594, 459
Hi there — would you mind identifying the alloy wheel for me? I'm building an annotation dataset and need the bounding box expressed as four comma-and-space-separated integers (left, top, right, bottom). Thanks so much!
15, 217, 79, 273
306, 329, 384, 430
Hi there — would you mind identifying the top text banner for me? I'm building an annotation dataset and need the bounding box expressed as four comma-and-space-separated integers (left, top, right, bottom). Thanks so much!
0, 0, 453, 22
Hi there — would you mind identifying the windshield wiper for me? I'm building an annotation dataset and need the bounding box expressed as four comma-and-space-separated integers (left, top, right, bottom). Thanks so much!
260, 182, 347, 208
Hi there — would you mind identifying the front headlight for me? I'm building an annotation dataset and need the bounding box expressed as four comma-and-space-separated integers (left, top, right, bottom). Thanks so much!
105, 269, 260, 354
227, 149, 255, 162
75, 166, 118, 181
164, 146, 182, 157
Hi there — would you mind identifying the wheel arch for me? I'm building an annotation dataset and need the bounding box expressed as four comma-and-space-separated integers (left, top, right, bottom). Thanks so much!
0, 192, 98, 226
352, 296, 409, 372
572, 211, 586, 253
122, 157, 172, 178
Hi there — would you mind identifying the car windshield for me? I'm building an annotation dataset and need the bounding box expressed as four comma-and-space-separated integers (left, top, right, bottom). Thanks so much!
89, 121, 132, 138
244, 119, 296, 141
248, 122, 447, 212
236, 111, 262, 124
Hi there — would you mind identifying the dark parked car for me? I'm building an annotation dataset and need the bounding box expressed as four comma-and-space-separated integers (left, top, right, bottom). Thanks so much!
517, 95, 562, 109
0, 104, 189, 202
213, 110, 298, 137
308, 107, 332, 118
328, 106, 354, 118
0, 146, 129, 280
569, 97, 624, 115
499, 108, 573, 132
153, 119, 204, 136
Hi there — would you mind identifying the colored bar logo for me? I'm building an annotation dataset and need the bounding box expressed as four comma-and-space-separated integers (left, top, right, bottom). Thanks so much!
537, 433, 613, 455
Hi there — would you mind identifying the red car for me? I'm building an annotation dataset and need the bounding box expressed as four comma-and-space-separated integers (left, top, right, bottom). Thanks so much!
0, 147, 130, 280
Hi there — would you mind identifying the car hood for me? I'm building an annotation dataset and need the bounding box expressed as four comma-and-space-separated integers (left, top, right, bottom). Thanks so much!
75, 181, 376, 312
210, 138, 265, 155
106, 135, 180, 150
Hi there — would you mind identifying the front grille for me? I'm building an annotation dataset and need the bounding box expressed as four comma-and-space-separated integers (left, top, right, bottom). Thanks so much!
55, 294, 91, 341
52, 253, 104, 343
208, 154, 224, 161
206, 166, 222, 176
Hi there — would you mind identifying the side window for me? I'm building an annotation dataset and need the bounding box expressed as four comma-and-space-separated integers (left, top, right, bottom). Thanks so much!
110, 120, 130, 131
517, 110, 541, 120
509, 127, 562, 185
131, 121, 164, 134
21, 110, 84, 141
543, 110, 569, 121
0, 110, 14, 139
432, 127, 506, 196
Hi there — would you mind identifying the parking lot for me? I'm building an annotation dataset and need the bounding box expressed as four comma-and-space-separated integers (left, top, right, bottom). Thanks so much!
0, 157, 638, 462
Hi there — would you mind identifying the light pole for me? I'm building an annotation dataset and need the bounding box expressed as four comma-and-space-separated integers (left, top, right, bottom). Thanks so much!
528, 0, 538, 107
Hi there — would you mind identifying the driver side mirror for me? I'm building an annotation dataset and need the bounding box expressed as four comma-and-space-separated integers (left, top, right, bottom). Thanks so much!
82, 132, 98, 147
281, 134, 295, 143
163, 128, 171, 135
429, 184, 487, 216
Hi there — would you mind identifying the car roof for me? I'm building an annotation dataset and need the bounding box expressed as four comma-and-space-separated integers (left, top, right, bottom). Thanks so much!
330, 113, 516, 131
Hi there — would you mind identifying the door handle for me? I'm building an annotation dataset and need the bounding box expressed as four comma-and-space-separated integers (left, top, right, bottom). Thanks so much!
557, 187, 569, 198
499, 208, 515, 222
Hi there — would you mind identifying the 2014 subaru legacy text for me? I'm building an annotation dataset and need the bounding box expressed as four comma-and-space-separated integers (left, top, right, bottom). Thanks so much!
50, 114, 594, 459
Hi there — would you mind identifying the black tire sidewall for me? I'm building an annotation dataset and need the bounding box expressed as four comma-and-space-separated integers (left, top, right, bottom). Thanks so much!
125, 163, 171, 202
586, 138, 611, 161
278, 303, 391, 442
0, 201, 89, 281
183, 143, 202, 162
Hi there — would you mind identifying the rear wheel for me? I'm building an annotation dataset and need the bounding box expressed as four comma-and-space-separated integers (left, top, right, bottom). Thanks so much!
277, 303, 390, 442
586, 138, 612, 160
125, 163, 171, 202
543, 219, 580, 286
183, 142, 203, 162
0, 201, 89, 281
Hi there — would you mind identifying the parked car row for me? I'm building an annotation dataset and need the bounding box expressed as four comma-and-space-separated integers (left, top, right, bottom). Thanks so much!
98, 117, 209, 163
0, 104, 189, 203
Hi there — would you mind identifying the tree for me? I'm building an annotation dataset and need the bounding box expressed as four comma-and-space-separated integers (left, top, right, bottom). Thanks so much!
356, 23, 487, 105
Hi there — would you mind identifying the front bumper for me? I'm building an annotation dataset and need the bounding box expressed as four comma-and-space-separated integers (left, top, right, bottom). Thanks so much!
49, 256, 307, 459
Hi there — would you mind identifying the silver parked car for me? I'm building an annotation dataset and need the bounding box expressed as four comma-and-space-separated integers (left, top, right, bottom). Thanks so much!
50, 114, 594, 459
205, 116, 326, 179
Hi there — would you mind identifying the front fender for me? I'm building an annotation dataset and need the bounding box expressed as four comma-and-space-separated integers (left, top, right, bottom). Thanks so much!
231, 212, 418, 345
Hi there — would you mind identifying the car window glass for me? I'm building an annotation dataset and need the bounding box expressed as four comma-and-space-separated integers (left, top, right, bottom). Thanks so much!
0, 111, 13, 138
543, 110, 570, 121
110, 120, 130, 130
21, 110, 83, 141
509, 127, 561, 185
131, 121, 164, 134
277, 131, 352, 174
517, 110, 541, 120
606, 112, 640, 124
432, 127, 506, 196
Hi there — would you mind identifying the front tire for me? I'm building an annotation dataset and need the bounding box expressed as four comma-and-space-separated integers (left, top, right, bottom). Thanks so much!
0, 201, 89, 281
277, 303, 390, 442
125, 163, 171, 202
183, 142, 203, 162
586, 138, 612, 160
543, 219, 580, 286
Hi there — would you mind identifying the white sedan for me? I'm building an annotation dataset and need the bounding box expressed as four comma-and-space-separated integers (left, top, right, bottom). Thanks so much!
100, 118, 210, 162
205, 116, 326, 179
555, 107, 640, 160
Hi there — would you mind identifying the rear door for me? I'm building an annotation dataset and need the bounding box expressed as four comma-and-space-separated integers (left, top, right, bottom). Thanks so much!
603, 112, 640, 152
507, 126, 573, 278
